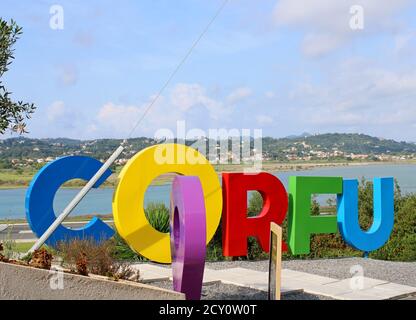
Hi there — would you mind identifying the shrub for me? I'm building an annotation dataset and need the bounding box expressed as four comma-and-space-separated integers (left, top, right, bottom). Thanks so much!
246, 179, 415, 261
290, 178, 415, 261
294, 196, 361, 260
206, 224, 224, 261
145, 202, 170, 233
0, 242, 8, 262
110, 233, 144, 261
108, 178, 416, 262
247, 191, 263, 217
57, 238, 141, 281
371, 192, 416, 261
29, 248, 52, 270
0, 229, 15, 260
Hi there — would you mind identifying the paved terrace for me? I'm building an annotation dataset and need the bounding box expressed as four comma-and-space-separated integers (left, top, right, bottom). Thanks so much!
130, 259, 416, 300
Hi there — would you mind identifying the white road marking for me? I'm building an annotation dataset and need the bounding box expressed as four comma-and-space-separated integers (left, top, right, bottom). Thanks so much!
19, 230, 34, 234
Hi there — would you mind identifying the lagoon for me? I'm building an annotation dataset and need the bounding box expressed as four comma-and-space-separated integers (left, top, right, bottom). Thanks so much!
1, 163, 415, 220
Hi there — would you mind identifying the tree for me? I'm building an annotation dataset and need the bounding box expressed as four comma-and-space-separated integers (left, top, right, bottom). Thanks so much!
247, 191, 263, 217
0, 19, 35, 134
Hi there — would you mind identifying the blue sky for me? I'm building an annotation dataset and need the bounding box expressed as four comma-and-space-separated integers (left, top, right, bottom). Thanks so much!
2, 0, 416, 141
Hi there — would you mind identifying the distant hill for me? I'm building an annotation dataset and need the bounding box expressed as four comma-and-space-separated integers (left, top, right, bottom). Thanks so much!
284, 132, 313, 139
0, 133, 415, 163
262, 133, 416, 161
0, 137, 158, 162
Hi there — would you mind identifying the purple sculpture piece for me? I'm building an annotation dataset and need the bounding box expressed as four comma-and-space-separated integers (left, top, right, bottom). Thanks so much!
170, 175, 207, 300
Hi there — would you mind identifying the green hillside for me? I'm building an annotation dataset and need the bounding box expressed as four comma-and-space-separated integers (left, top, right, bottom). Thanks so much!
0, 133, 415, 164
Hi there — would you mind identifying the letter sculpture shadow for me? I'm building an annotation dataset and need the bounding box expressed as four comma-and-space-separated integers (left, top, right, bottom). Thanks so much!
170, 176, 207, 300
25, 156, 114, 247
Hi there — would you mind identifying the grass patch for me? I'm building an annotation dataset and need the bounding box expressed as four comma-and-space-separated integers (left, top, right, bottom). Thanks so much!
11, 242, 35, 253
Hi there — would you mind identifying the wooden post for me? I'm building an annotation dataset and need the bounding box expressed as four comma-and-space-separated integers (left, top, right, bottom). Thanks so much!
269, 222, 283, 300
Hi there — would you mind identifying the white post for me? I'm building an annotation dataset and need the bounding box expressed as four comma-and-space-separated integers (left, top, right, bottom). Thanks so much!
27, 143, 126, 254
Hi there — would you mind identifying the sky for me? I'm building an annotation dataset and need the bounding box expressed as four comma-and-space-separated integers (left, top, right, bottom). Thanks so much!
2, 0, 416, 141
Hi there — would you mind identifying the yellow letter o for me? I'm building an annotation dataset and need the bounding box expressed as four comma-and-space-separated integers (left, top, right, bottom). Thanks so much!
112, 144, 222, 263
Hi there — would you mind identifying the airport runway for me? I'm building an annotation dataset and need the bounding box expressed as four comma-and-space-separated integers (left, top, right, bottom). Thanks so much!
0, 220, 114, 243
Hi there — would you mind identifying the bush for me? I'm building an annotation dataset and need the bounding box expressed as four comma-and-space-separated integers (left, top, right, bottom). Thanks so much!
247, 191, 263, 217
206, 225, 224, 261
29, 248, 52, 269
289, 178, 416, 262
371, 192, 416, 261
145, 202, 170, 233
246, 179, 416, 262
57, 238, 141, 281
0, 243, 8, 262
291, 195, 361, 260
111, 178, 416, 262
110, 233, 144, 261
0, 226, 16, 260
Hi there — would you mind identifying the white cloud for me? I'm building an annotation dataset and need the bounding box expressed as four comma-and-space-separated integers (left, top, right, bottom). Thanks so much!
393, 32, 416, 56
43, 100, 80, 133
73, 31, 95, 47
265, 91, 275, 99
286, 59, 416, 138
226, 87, 253, 104
301, 33, 343, 57
256, 115, 274, 125
272, 0, 411, 57
90, 83, 253, 138
170, 83, 207, 111
170, 83, 235, 120
57, 64, 78, 86
96, 102, 142, 135
47, 101, 66, 122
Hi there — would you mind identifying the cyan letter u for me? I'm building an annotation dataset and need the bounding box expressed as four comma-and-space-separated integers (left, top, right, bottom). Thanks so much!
337, 178, 394, 252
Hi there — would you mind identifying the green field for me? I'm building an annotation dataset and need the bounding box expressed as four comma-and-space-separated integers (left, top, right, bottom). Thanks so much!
0, 168, 36, 188
11, 242, 35, 253
0, 167, 119, 189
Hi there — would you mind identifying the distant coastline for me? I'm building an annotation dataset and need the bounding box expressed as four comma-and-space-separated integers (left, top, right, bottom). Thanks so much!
2, 161, 416, 224
0, 160, 414, 190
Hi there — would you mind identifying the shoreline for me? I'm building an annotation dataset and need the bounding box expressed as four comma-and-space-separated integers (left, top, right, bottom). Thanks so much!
0, 160, 412, 223
0, 213, 113, 225
0, 160, 413, 191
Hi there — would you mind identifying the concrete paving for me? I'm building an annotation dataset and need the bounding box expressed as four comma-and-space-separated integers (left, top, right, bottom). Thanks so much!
130, 264, 416, 300
129, 264, 171, 283
211, 267, 303, 294
335, 282, 416, 300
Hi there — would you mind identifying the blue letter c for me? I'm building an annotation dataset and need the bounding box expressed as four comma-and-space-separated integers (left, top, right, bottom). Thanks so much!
25, 156, 114, 247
